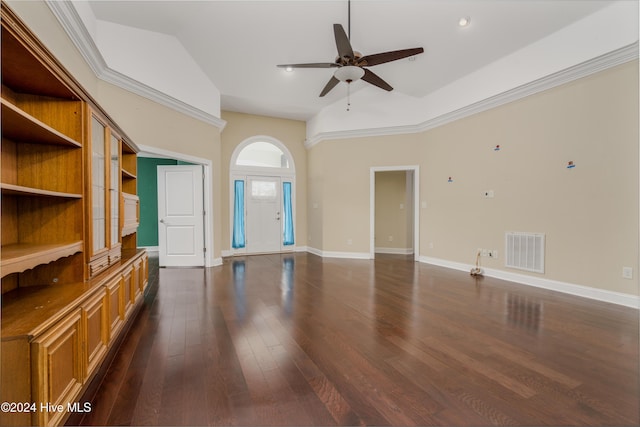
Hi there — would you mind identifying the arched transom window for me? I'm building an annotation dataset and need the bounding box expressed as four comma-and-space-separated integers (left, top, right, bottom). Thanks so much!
234, 140, 291, 170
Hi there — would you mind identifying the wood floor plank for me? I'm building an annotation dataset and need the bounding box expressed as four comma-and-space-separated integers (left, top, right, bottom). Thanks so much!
73, 253, 639, 426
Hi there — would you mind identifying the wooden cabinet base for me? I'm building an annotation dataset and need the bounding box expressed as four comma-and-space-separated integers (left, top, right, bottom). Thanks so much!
0, 250, 148, 427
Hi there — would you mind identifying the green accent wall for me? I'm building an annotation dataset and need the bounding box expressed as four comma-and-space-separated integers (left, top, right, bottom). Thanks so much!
137, 157, 177, 247
137, 157, 196, 247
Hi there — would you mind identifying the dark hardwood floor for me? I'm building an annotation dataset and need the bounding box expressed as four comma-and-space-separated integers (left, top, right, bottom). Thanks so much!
72, 253, 639, 426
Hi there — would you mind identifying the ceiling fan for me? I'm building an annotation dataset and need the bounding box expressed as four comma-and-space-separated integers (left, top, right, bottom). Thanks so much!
277, 2, 424, 97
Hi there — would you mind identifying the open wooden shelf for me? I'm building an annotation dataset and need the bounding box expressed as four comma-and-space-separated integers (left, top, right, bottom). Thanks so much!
1, 241, 83, 278
122, 168, 137, 180
1, 98, 82, 147
1, 183, 82, 199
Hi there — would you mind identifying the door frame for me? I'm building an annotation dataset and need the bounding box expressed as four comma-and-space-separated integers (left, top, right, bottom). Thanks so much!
229, 136, 296, 256
230, 174, 296, 256
370, 166, 420, 260
138, 144, 217, 267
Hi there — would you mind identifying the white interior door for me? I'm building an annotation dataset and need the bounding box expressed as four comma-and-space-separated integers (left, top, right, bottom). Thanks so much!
158, 165, 205, 267
246, 176, 281, 253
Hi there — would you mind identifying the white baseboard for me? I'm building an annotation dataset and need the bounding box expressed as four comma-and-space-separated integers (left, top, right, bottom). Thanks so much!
221, 246, 308, 258
306, 247, 371, 259
419, 256, 639, 309
307, 247, 323, 257
139, 246, 159, 252
375, 247, 414, 255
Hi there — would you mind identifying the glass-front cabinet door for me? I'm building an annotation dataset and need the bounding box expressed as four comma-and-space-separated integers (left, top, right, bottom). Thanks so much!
87, 111, 122, 277
109, 132, 122, 262
90, 115, 107, 258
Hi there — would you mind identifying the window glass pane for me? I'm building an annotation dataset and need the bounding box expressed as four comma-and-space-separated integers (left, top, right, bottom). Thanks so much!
91, 117, 106, 252
236, 142, 289, 168
110, 135, 120, 246
251, 180, 277, 199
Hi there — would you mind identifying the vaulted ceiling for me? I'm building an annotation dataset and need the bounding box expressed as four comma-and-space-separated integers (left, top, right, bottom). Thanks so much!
47, 1, 638, 142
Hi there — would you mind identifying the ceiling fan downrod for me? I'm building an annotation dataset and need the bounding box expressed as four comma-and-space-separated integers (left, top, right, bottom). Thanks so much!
347, 0, 351, 40
346, 0, 352, 111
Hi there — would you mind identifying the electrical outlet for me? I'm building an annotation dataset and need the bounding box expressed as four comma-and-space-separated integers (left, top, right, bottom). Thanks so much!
347, 238, 353, 245
388, 235, 394, 242
622, 267, 633, 279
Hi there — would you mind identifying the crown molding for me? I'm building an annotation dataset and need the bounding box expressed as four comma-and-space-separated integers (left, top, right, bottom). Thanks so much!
46, 1, 226, 131
305, 42, 639, 149
99, 66, 227, 130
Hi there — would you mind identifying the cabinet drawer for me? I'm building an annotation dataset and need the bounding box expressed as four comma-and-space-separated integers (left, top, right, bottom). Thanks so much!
88, 254, 109, 278
108, 246, 122, 265
31, 309, 83, 427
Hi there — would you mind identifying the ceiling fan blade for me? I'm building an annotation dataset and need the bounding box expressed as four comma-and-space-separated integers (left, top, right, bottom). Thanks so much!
358, 47, 424, 67
362, 69, 393, 92
319, 76, 340, 97
333, 24, 354, 60
277, 63, 339, 69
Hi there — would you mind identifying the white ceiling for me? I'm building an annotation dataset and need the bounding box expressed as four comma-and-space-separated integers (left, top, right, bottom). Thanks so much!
84, 0, 617, 122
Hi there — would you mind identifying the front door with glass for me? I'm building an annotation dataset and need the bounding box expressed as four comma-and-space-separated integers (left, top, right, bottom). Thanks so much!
246, 176, 282, 253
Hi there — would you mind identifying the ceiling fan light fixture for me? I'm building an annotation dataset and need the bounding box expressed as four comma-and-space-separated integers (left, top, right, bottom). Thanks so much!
284, 66, 294, 72
334, 65, 365, 83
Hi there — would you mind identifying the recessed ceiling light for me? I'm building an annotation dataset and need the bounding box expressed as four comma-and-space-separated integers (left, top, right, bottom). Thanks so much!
458, 16, 471, 27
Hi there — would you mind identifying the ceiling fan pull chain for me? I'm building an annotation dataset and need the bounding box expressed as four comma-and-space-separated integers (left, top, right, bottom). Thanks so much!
347, 83, 351, 111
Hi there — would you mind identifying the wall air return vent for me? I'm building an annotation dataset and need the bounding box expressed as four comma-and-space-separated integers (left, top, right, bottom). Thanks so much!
505, 232, 545, 274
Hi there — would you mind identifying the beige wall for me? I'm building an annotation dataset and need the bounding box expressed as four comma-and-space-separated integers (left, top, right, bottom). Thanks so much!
220, 111, 307, 251
310, 61, 639, 296
375, 171, 409, 251
308, 133, 421, 254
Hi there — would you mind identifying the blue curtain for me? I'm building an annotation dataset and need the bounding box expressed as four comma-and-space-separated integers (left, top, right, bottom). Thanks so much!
232, 180, 245, 248
283, 182, 294, 246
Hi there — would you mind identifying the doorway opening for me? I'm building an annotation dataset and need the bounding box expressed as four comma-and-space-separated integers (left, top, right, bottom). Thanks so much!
370, 166, 419, 260
137, 145, 216, 267
230, 136, 296, 255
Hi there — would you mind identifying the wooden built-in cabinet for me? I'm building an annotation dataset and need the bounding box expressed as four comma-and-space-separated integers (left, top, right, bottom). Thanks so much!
31, 309, 84, 427
1, 4, 148, 426
121, 143, 140, 248
86, 112, 126, 277
82, 289, 109, 380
